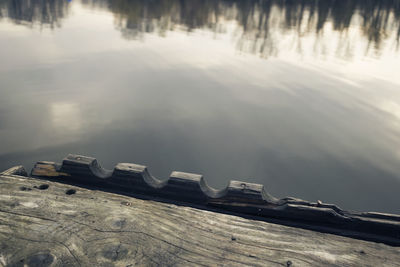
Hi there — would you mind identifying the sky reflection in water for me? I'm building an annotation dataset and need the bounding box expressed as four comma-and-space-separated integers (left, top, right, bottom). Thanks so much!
0, 0, 400, 213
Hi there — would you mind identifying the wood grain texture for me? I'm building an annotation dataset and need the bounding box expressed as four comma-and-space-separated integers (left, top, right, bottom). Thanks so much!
0, 170, 400, 266
30, 155, 400, 246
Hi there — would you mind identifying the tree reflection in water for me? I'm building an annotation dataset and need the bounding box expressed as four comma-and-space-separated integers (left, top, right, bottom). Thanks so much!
1, 0, 400, 213
98, 0, 400, 58
0, 0, 69, 28
1, 0, 399, 57
0, 0, 400, 56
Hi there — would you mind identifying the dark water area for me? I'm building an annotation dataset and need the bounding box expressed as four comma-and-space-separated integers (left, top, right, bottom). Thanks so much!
1, 0, 400, 213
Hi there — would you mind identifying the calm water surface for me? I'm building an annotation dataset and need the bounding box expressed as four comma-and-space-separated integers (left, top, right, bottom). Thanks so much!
1, 0, 400, 213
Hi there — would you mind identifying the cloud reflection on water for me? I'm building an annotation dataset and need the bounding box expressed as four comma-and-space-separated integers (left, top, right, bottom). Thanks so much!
0, 0, 400, 213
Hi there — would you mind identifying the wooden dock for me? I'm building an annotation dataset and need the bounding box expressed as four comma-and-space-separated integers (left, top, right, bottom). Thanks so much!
0, 155, 400, 266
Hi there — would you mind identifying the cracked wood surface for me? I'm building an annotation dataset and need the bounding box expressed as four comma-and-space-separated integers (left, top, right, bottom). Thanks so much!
0, 171, 399, 267
29, 155, 400, 246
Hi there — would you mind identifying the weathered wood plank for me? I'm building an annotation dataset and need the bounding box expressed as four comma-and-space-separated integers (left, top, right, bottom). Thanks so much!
0, 170, 400, 266
29, 154, 400, 246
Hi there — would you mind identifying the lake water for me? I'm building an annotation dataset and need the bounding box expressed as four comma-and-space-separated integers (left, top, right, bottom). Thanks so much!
1, 0, 400, 213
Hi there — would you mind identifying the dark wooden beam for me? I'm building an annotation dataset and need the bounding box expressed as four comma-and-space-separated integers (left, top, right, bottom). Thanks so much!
1, 169, 400, 266
28, 154, 400, 246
